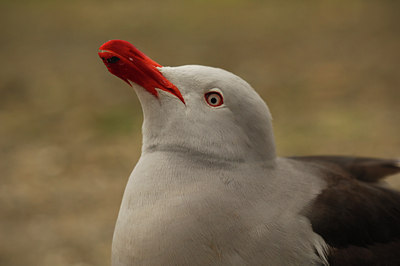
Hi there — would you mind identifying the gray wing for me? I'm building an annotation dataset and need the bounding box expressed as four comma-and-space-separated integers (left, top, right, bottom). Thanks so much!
290, 156, 400, 266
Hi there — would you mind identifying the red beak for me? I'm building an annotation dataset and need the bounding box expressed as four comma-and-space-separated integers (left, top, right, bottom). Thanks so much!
98, 40, 185, 104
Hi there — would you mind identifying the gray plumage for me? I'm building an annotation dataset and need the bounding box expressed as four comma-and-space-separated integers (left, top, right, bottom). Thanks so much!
110, 65, 400, 266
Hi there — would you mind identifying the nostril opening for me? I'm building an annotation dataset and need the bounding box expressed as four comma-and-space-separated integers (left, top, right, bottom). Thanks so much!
107, 56, 120, 63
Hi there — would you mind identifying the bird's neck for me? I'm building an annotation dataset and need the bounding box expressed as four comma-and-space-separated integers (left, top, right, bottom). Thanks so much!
141, 132, 276, 164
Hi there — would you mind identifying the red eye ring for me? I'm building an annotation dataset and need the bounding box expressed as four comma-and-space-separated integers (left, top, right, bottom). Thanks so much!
205, 91, 224, 107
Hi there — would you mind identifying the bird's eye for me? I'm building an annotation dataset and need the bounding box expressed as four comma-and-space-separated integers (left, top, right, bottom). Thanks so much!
205, 91, 223, 107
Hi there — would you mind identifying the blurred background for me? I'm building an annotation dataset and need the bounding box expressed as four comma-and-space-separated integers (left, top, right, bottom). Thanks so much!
1, 0, 399, 265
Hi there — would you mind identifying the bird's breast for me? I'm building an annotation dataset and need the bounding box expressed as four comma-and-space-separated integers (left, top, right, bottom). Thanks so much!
111, 153, 326, 265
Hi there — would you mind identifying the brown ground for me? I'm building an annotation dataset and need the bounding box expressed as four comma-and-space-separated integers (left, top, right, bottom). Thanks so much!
1, 1, 399, 265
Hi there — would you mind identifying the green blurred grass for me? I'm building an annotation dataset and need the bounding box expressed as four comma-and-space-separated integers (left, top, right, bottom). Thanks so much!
1, 0, 399, 265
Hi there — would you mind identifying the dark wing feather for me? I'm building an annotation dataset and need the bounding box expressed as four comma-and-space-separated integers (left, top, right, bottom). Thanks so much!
289, 156, 400, 182
291, 156, 400, 265
328, 242, 400, 266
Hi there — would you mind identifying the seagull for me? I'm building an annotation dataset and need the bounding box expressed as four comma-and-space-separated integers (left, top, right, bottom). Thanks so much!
98, 40, 400, 266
